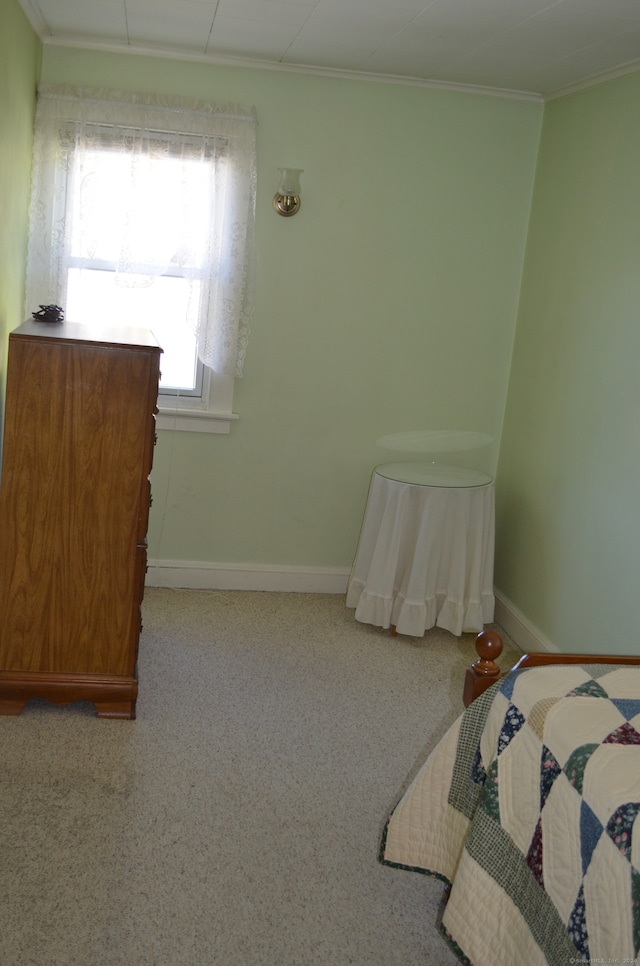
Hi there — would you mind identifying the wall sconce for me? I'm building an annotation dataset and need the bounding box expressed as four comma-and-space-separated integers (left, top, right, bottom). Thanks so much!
273, 168, 302, 217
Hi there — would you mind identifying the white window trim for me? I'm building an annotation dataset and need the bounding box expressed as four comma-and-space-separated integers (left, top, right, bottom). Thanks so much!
156, 368, 238, 434
156, 410, 239, 434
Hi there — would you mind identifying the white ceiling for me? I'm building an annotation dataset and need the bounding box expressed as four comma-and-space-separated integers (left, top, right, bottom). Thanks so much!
18, 0, 640, 99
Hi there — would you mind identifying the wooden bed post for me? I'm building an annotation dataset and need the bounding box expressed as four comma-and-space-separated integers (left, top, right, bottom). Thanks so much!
463, 630, 503, 707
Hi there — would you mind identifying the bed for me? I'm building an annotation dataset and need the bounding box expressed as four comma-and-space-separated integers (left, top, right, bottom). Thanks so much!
380, 631, 640, 965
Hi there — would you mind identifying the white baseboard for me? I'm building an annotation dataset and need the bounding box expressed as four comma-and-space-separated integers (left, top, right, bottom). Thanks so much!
494, 588, 558, 654
145, 566, 556, 651
145, 559, 351, 594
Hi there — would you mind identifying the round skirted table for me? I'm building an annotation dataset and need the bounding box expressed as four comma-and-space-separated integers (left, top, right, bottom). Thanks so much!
346, 462, 495, 638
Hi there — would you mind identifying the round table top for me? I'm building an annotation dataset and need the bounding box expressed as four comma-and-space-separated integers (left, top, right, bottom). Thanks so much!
374, 462, 493, 488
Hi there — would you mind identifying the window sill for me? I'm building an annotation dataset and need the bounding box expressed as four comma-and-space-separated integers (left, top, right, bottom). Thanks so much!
156, 407, 239, 434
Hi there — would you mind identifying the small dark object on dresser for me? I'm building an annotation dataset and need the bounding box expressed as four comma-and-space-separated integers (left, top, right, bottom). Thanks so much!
32, 304, 64, 323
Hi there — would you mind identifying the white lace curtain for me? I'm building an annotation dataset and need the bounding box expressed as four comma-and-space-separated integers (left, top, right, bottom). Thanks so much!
25, 86, 257, 377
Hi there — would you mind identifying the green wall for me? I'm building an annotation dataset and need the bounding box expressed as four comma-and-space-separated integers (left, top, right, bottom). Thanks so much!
42, 47, 542, 569
6, 13, 637, 653
0, 0, 40, 427
495, 73, 640, 653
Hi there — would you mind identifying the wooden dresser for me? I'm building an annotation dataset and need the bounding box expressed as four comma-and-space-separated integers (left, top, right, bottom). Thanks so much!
0, 320, 162, 719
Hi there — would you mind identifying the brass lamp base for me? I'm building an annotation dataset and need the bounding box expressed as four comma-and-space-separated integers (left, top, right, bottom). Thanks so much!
273, 193, 301, 217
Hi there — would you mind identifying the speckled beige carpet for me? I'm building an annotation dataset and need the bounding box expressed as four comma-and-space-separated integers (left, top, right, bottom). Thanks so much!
0, 589, 521, 966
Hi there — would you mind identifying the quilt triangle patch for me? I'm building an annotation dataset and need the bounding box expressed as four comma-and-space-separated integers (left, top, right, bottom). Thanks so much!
498, 671, 521, 702
497, 703, 525, 755
604, 722, 640, 745
605, 802, 640, 862
568, 883, 589, 958
526, 818, 544, 887
632, 866, 640, 957
563, 743, 599, 795
580, 800, 604, 876
611, 699, 640, 723
540, 745, 562, 810
527, 697, 560, 742
567, 679, 609, 699
478, 759, 500, 823
470, 745, 486, 787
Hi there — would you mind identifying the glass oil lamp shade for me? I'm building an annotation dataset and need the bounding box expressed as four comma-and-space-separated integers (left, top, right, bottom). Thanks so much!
276, 168, 302, 197
273, 168, 302, 216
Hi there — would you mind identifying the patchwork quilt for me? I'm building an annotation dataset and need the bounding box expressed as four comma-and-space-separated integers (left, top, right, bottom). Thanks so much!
380, 664, 640, 965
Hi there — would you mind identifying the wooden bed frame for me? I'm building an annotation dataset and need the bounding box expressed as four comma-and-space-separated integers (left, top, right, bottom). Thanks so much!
464, 630, 640, 707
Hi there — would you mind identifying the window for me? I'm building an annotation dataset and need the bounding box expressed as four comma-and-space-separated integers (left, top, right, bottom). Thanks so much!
26, 87, 257, 433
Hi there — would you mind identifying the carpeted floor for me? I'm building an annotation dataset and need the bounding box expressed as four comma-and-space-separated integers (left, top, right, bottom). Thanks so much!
0, 589, 522, 966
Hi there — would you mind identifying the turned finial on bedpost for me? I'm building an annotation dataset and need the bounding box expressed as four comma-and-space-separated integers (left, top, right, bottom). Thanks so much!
462, 630, 504, 707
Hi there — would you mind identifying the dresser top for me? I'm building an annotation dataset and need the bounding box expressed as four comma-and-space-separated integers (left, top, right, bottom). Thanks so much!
13, 319, 161, 351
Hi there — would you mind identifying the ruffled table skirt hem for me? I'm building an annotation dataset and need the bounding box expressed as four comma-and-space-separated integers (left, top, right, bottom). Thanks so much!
346, 580, 495, 638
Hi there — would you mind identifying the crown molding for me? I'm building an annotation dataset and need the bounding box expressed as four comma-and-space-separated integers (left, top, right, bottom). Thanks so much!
545, 58, 640, 101
17, 0, 49, 36
20, 1, 640, 105
41, 35, 544, 103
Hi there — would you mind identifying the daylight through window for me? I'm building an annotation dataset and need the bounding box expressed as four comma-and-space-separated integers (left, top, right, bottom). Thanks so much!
25, 87, 257, 430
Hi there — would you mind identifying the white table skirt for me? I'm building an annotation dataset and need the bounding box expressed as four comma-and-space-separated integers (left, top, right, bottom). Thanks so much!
346, 466, 495, 637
